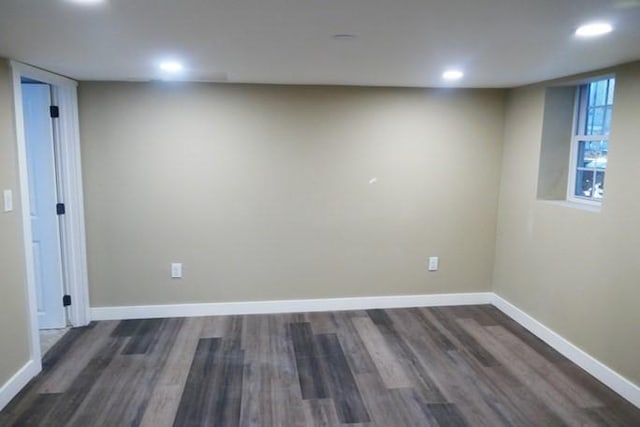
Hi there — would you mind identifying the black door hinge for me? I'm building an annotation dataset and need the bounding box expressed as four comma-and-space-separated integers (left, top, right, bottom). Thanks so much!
56, 203, 65, 215
50, 105, 60, 118
63, 295, 71, 306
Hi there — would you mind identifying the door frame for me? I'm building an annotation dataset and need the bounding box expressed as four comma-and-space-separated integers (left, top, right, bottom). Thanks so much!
10, 61, 90, 365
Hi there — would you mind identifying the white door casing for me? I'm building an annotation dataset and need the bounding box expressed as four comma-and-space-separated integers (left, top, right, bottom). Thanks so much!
10, 61, 90, 379
22, 83, 66, 330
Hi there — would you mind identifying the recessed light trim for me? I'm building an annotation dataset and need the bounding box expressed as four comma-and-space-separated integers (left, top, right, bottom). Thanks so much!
575, 22, 613, 37
66, 0, 105, 4
159, 61, 184, 73
332, 34, 357, 40
442, 69, 464, 81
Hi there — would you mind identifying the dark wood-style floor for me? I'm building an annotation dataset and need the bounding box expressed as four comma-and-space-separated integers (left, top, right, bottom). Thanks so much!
1, 305, 639, 426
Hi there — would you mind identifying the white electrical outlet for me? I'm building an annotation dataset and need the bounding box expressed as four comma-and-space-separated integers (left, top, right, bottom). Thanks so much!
171, 263, 183, 278
428, 256, 439, 271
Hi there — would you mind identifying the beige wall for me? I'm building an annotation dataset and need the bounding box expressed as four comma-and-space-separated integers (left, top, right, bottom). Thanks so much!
493, 61, 640, 384
0, 59, 31, 386
79, 83, 506, 306
3, 59, 639, 402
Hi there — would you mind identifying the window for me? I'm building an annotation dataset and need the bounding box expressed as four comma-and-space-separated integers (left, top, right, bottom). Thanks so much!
569, 77, 615, 203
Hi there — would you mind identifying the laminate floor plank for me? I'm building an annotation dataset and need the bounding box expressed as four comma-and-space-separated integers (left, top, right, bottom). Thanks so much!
140, 384, 186, 427
173, 337, 245, 427
388, 387, 441, 427
2, 305, 638, 426
39, 320, 119, 393
152, 317, 205, 388
240, 314, 270, 364
331, 311, 378, 375
200, 315, 233, 338
482, 305, 569, 364
0, 324, 94, 425
429, 307, 501, 367
460, 318, 598, 427
43, 335, 127, 426
478, 364, 568, 426
121, 317, 166, 355
446, 349, 530, 426
290, 322, 330, 399
410, 307, 456, 351
315, 333, 370, 424
67, 318, 182, 426
584, 405, 639, 427
485, 323, 602, 408
140, 317, 205, 427
238, 363, 273, 427
9, 393, 61, 427
352, 316, 414, 389
365, 309, 448, 403
557, 361, 640, 420
113, 318, 185, 425
302, 399, 341, 427
41, 322, 96, 369
355, 372, 414, 427
239, 315, 281, 427
427, 403, 470, 427
307, 312, 339, 335
110, 318, 138, 337
265, 314, 307, 427
68, 353, 149, 427
385, 309, 511, 426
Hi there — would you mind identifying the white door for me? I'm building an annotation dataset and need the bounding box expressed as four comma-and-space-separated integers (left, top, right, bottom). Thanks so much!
22, 83, 66, 330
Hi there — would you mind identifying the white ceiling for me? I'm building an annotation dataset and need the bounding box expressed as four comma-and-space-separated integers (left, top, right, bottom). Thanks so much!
1, 0, 639, 87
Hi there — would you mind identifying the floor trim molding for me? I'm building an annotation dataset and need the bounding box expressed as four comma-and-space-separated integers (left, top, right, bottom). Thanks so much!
0, 359, 40, 411
90, 292, 494, 321
492, 294, 640, 408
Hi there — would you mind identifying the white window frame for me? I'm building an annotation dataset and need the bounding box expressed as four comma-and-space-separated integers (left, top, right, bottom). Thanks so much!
567, 76, 615, 206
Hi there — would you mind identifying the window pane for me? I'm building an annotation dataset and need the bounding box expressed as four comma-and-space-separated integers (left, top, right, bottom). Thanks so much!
588, 83, 596, 106
594, 171, 605, 199
585, 108, 594, 135
599, 140, 609, 170
581, 78, 615, 137
577, 140, 607, 169
607, 79, 616, 104
591, 79, 608, 106
573, 78, 614, 203
575, 169, 594, 198
586, 107, 605, 135
602, 106, 613, 135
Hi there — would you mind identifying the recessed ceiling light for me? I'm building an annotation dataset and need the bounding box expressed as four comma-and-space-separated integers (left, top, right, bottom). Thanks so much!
442, 69, 464, 81
67, 0, 105, 4
332, 34, 357, 40
575, 22, 613, 37
159, 61, 184, 73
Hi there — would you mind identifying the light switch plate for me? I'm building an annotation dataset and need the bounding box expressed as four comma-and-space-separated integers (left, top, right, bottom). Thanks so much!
171, 262, 183, 278
428, 256, 439, 271
3, 189, 13, 212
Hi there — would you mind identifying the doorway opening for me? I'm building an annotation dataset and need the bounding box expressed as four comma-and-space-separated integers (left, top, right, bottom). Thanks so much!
11, 62, 90, 370
20, 78, 70, 355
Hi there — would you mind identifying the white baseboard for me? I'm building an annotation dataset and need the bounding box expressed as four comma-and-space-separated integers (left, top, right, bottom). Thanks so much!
90, 292, 493, 321
0, 359, 40, 411
492, 294, 640, 408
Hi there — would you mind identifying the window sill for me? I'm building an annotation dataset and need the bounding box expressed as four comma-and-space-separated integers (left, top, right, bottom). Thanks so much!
539, 200, 601, 213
